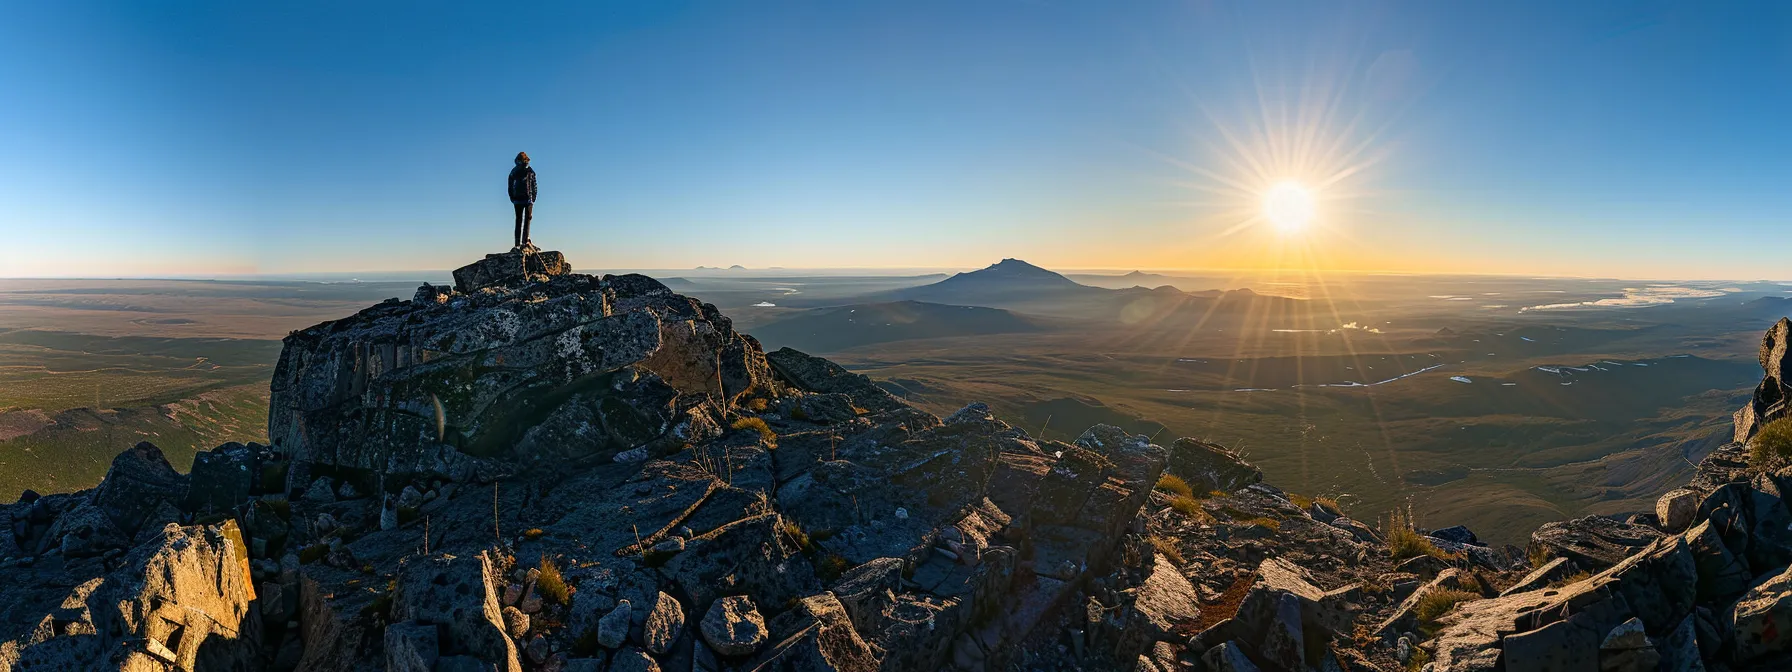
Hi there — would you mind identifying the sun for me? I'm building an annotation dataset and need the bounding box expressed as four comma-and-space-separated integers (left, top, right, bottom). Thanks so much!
1262, 181, 1315, 234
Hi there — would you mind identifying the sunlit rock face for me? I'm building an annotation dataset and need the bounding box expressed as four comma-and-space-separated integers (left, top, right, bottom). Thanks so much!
267, 250, 773, 481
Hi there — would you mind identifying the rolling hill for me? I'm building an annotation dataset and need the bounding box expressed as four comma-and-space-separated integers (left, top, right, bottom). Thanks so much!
747, 300, 1046, 352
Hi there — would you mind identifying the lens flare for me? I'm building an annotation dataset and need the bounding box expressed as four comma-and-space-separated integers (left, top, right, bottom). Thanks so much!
1263, 181, 1315, 234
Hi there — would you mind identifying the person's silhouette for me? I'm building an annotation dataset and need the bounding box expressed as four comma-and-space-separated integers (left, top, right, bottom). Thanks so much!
508, 152, 538, 249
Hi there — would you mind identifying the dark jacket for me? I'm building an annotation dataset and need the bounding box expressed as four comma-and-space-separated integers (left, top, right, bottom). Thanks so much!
508, 164, 538, 204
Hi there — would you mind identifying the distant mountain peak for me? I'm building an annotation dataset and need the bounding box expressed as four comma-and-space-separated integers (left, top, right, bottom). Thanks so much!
965, 258, 1070, 281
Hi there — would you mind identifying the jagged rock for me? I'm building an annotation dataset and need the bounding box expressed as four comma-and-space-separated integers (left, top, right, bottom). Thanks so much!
1378, 568, 1480, 636
269, 261, 770, 477
1499, 557, 1576, 597
642, 591, 684, 654
1599, 617, 1659, 672
1165, 437, 1262, 494
526, 634, 551, 665
1, 521, 260, 671
1657, 488, 1701, 533
1429, 525, 1482, 546
386, 620, 442, 672
1529, 515, 1664, 571
503, 605, 530, 639
765, 347, 905, 413
452, 248, 571, 292
1430, 535, 1697, 671
185, 442, 261, 513
745, 593, 878, 672
610, 647, 660, 672
701, 595, 767, 657
1735, 317, 1792, 443
91, 441, 188, 535
1232, 558, 1357, 668
598, 600, 633, 649
830, 557, 902, 632
38, 500, 128, 557
303, 477, 335, 503
391, 551, 522, 672
1728, 562, 1792, 664
1127, 559, 1202, 644
1201, 641, 1262, 672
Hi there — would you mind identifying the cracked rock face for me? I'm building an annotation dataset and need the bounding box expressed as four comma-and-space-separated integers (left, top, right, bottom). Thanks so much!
267, 257, 772, 479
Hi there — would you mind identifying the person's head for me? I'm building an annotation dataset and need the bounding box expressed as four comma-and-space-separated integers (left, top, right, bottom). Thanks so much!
515, 151, 530, 165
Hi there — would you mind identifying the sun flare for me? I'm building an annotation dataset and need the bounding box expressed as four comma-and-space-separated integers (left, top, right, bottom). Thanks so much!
1262, 181, 1314, 234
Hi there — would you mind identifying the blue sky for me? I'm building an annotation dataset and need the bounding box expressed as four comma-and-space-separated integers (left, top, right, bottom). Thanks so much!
1, 1, 1787, 278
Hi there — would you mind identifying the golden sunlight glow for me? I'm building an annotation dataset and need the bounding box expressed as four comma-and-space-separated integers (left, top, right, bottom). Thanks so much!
1262, 181, 1314, 234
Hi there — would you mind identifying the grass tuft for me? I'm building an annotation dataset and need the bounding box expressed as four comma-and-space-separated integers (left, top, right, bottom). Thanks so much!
1753, 416, 1792, 468
1156, 474, 1194, 498
816, 554, 851, 583
1149, 535, 1185, 566
780, 518, 813, 553
1414, 588, 1481, 626
732, 417, 778, 446
523, 528, 545, 540
1169, 495, 1213, 522
536, 555, 569, 605
1386, 507, 1452, 562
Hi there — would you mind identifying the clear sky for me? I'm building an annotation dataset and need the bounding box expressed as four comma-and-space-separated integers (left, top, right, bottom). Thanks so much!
1, 2, 1787, 279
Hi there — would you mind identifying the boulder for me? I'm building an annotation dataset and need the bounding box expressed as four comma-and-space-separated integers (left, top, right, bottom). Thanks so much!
1165, 438, 1262, 494
386, 620, 442, 672
1499, 557, 1576, 597
1735, 317, 1792, 443
700, 595, 767, 657
642, 591, 685, 654
598, 600, 633, 649
765, 347, 905, 413
1598, 617, 1659, 672
452, 248, 570, 292
185, 442, 261, 513
391, 551, 522, 672
1429, 525, 1482, 546
269, 260, 773, 475
610, 647, 661, 672
1728, 562, 1792, 664
1656, 489, 1701, 533
91, 441, 189, 535
1, 521, 260, 671
1528, 515, 1664, 571
1232, 558, 1357, 668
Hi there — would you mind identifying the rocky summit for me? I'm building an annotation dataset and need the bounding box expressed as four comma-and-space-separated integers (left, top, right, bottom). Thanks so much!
8, 252, 1792, 672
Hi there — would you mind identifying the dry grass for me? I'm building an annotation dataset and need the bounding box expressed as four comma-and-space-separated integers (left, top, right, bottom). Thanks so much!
1169, 495, 1213, 522
1753, 416, 1792, 468
1386, 507, 1452, 562
1405, 648, 1431, 672
1149, 535, 1185, 566
779, 518, 813, 553
536, 555, 569, 605
1414, 588, 1481, 626
1290, 493, 1313, 510
745, 397, 769, 412
1156, 474, 1194, 498
816, 554, 851, 583
732, 417, 778, 447
1527, 543, 1553, 568
523, 528, 544, 540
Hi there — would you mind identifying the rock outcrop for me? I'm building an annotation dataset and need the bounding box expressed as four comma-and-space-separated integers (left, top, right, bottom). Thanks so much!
6, 248, 1792, 672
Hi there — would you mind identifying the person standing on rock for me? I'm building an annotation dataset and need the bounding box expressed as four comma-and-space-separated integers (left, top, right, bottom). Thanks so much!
508, 152, 538, 250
